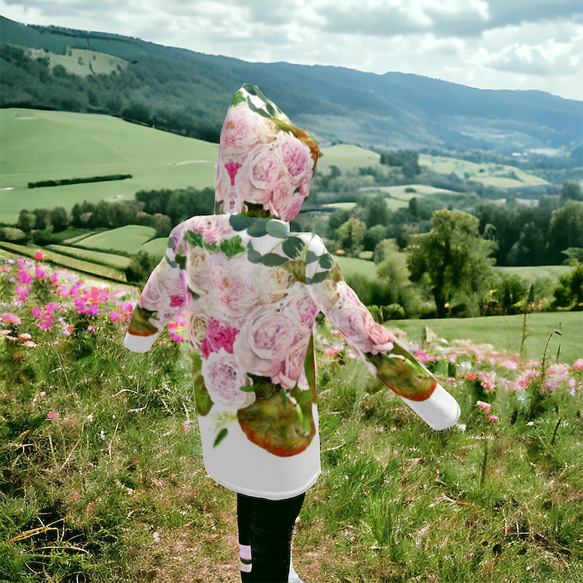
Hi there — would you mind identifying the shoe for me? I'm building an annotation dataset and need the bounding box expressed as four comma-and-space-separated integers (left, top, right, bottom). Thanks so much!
289, 562, 305, 583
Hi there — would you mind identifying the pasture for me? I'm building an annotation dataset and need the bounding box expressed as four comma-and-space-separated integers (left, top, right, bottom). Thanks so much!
419, 154, 549, 189
0, 109, 218, 223
392, 311, 583, 365
75, 225, 156, 254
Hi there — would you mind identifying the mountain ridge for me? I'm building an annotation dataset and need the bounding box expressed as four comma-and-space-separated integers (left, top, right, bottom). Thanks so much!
1, 15, 581, 154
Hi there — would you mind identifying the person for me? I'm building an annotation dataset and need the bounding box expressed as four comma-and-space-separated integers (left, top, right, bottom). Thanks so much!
123, 84, 460, 583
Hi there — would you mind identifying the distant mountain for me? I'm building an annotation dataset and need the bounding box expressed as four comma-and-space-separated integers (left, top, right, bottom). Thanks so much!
1, 15, 581, 154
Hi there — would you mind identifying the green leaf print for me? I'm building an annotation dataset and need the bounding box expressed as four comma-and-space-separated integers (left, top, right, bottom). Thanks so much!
282, 237, 304, 259
213, 427, 229, 448
318, 253, 334, 269
220, 236, 245, 258
307, 271, 328, 285
231, 92, 247, 107
265, 221, 288, 238
260, 253, 288, 267
282, 259, 306, 283
305, 250, 319, 264
247, 243, 262, 264
246, 221, 268, 238
193, 372, 213, 416
229, 215, 254, 231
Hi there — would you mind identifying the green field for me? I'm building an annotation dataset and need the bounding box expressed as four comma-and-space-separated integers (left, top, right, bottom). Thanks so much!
140, 237, 168, 259
336, 255, 377, 279
391, 311, 583, 365
0, 241, 127, 282
419, 154, 549, 189
316, 143, 381, 172
46, 244, 132, 269
76, 225, 156, 254
496, 265, 572, 280
0, 108, 218, 223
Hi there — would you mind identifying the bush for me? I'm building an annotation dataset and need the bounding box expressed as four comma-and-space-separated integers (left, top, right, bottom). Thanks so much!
0, 227, 27, 243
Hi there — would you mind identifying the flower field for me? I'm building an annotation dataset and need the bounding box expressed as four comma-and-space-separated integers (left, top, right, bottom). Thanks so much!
1, 255, 582, 582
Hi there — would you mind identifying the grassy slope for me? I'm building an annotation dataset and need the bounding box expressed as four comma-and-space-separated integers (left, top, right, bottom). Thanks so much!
76, 225, 156, 254
0, 108, 218, 223
391, 311, 583, 365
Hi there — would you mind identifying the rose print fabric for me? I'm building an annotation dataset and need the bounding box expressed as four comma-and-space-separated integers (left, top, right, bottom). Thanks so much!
124, 85, 460, 500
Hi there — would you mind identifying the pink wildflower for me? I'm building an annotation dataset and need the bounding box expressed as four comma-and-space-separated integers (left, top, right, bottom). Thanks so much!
35, 263, 49, 279
476, 400, 492, 412
0, 313, 21, 325
109, 310, 122, 323
324, 344, 344, 357
488, 415, 499, 423
34, 251, 45, 261
47, 410, 60, 420
572, 358, 583, 371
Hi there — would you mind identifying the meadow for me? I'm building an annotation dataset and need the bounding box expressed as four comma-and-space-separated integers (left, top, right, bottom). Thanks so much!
0, 109, 218, 224
1, 257, 582, 582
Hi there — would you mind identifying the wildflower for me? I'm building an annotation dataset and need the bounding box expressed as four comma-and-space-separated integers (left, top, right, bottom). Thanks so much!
34, 251, 45, 261
324, 344, 344, 357
572, 358, 583, 371
488, 415, 499, 423
476, 400, 492, 412
0, 313, 21, 326
47, 410, 60, 420
35, 263, 49, 279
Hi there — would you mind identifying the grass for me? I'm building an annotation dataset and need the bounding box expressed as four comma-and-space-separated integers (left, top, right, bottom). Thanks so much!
76, 225, 156, 254
391, 311, 583, 365
336, 256, 377, 280
316, 144, 380, 172
497, 265, 573, 281
139, 238, 168, 260
0, 109, 218, 223
46, 245, 133, 269
0, 259, 582, 582
419, 154, 549, 189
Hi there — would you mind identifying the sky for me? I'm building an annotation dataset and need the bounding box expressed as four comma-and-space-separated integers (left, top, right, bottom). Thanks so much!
1, 0, 582, 101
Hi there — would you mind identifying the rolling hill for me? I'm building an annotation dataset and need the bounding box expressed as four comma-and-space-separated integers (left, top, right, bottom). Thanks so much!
1, 15, 581, 155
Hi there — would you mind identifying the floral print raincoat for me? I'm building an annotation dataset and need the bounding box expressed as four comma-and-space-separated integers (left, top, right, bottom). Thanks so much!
124, 84, 460, 500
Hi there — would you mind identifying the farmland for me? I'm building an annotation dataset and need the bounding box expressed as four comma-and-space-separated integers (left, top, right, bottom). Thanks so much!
0, 108, 218, 223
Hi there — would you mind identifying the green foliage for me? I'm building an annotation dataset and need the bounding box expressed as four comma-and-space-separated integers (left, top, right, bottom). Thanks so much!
0, 227, 27, 243
407, 210, 497, 318
552, 265, 583, 310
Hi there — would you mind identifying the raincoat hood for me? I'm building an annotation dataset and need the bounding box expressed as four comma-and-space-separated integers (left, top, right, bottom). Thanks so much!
214, 84, 320, 221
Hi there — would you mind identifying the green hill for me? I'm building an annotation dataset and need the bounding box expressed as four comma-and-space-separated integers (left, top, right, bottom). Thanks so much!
1, 15, 581, 156
0, 108, 218, 223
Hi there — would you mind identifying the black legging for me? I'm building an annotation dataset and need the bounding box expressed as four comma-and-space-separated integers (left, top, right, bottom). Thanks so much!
237, 492, 305, 582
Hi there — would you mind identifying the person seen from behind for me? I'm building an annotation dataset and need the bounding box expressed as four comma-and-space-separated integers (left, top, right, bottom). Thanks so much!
123, 84, 461, 582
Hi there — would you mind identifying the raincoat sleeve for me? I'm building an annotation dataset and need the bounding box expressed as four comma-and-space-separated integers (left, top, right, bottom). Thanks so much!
123, 225, 186, 353
305, 235, 460, 430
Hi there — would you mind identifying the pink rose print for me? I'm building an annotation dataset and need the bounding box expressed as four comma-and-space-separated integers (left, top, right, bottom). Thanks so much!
201, 319, 239, 358
283, 291, 319, 329
207, 256, 261, 323
275, 134, 312, 178
190, 216, 234, 245
220, 104, 261, 156
239, 145, 282, 205
234, 305, 300, 386
329, 283, 393, 354
201, 349, 253, 409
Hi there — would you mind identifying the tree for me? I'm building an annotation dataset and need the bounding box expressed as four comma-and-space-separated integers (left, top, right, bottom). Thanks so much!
560, 181, 583, 202
49, 207, 69, 232
552, 266, 583, 309
547, 202, 583, 264
407, 210, 496, 318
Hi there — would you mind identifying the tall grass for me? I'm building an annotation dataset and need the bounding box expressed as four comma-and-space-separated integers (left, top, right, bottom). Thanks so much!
1, 257, 582, 582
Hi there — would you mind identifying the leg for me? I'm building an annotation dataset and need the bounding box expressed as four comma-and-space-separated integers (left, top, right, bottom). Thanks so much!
237, 494, 253, 581
237, 492, 305, 583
